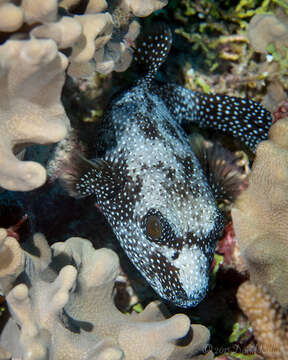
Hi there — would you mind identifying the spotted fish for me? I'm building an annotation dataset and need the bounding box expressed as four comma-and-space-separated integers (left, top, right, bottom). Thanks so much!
64, 24, 272, 307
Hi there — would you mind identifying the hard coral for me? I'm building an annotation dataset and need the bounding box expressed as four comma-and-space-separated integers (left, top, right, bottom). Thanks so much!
123, 0, 168, 17
0, 1, 23, 32
0, 233, 213, 359
247, 14, 288, 54
0, 0, 167, 192
60, 0, 163, 75
0, 228, 24, 295
232, 115, 288, 307
237, 281, 288, 360
0, 38, 69, 191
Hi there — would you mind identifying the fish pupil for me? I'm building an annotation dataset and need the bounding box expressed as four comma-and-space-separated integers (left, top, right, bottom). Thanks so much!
146, 215, 162, 239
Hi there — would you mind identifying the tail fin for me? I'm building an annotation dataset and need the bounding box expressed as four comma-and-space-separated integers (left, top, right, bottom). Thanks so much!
134, 23, 172, 83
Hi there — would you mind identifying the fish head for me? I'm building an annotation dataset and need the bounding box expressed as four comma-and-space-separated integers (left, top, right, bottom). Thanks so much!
107, 156, 224, 308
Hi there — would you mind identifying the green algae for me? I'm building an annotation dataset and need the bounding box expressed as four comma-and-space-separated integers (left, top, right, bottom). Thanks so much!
229, 322, 250, 343
267, 43, 288, 74
173, 0, 284, 75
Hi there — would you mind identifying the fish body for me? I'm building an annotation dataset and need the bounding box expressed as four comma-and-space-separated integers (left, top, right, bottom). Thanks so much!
103, 84, 223, 306
66, 25, 272, 307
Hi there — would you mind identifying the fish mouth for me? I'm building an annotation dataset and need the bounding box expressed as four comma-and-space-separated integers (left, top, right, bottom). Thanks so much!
156, 281, 208, 308
171, 294, 206, 308
164, 288, 208, 308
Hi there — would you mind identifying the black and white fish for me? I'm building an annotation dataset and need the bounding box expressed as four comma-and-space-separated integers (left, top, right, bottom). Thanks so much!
63, 24, 272, 308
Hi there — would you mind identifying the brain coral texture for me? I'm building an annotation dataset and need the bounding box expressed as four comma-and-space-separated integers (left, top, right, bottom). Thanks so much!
0, 230, 213, 359
0, 0, 167, 192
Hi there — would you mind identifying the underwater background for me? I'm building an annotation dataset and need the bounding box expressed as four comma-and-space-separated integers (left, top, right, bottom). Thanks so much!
0, 0, 287, 359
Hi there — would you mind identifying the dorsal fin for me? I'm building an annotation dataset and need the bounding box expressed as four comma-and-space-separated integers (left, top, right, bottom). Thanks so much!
133, 23, 172, 84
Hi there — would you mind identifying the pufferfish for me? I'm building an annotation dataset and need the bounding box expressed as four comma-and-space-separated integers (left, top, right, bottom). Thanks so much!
64, 24, 272, 308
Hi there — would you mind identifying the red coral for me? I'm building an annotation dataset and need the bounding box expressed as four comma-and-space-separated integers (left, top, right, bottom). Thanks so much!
216, 221, 247, 273
217, 222, 236, 265
273, 100, 288, 123
6, 214, 28, 242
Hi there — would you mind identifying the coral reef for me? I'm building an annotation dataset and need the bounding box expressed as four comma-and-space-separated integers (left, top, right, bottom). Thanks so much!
0, 37, 70, 192
0, 0, 167, 192
171, 0, 288, 119
247, 12, 288, 112
0, 228, 24, 295
0, 0, 286, 357
232, 114, 288, 307
237, 281, 288, 360
173, 0, 279, 70
0, 232, 213, 359
215, 222, 247, 274
247, 13, 288, 54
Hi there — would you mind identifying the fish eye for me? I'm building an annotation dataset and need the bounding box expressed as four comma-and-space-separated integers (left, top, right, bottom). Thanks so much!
146, 215, 162, 240
141, 209, 175, 247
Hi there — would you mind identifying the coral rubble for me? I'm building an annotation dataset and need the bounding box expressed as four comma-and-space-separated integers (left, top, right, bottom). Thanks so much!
0, 0, 167, 192
237, 281, 288, 360
247, 12, 288, 112
174, 0, 288, 118
232, 115, 288, 307
0, 232, 213, 359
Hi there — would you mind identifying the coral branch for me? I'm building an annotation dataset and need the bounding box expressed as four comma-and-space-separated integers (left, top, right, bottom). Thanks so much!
237, 281, 288, 360
0, 0, 168, 191
0, 234, 213, 359
0, 228, 24, 295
